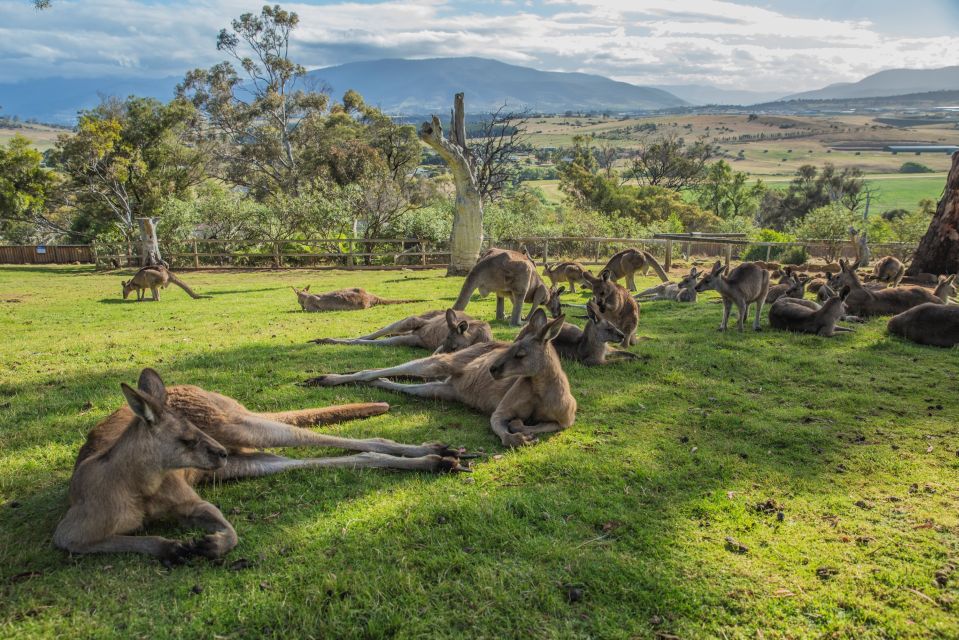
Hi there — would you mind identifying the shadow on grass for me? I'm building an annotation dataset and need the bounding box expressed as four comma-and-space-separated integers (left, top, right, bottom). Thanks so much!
0, 265, 96, 276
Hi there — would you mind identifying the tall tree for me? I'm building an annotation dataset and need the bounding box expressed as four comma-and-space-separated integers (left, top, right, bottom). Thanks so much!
696, 160, 766, 219
0, 135, 63, 240
759, 163, 864, 230
626, 133, 714, 191
908, 152, 959, 276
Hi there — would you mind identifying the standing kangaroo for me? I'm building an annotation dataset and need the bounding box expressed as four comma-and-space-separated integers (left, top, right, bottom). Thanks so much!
305, 315, 577, 448
635, 267, 699, 303
543, 261, 591, 293
768, 291, 854, 337
122, 266, 208, 301
520, 304, 638, 366
835, 259, 940, 317
872, 256, 906, 287
582, 270, 639, 347
310, 309, 492, 354
601, 249, 667, 291
293, 285, 420, 311
888, 303, 959, 348
54, 369, 468, 563
695, 261, 770, 332
453, 248, 551, 326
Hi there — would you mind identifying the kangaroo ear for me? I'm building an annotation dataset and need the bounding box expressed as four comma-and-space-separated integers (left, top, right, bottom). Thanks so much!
121, 383, 162, 426
527, 307, 548, 331
456, 320, 469, 335
445, 308, 457, 328
304, 285, 310, 292
538, 314, 565, 343
137, 368, 167, 406
601, 269, 611, 282
586, 302, 599, 323
556, 285, 566, 296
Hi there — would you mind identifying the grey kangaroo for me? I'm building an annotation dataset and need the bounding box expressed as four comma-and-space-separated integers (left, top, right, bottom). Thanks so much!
311, 309, 493, 354
695, 261, 770, 332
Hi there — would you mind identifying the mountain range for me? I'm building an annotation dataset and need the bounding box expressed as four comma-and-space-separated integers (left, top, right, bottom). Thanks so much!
785, 66, 959, 101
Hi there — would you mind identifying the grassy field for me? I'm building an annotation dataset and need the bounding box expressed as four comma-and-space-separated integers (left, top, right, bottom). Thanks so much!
2, 266, 959, 639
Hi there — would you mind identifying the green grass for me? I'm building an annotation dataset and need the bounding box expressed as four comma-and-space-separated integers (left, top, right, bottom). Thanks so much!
2, 265, 958, 638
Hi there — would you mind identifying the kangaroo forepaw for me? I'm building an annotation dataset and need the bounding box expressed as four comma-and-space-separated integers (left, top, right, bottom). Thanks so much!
501, 431, 536, 448
434, 456, 472, 473
159, 540, 194, 567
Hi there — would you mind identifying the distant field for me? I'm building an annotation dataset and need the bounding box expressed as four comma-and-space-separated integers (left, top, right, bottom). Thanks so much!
0, 123, 64, 151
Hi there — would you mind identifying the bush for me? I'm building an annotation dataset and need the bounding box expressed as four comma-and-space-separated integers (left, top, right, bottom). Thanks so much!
742, 228, 795, 261
780, 246, 808, 265
899, 161, 934, 174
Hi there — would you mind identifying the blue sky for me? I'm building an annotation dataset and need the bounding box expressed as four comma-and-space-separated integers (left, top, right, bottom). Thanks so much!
2, 0, 958, 91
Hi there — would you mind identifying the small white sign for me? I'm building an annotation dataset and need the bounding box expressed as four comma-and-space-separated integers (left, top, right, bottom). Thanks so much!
36, 246, 46, 254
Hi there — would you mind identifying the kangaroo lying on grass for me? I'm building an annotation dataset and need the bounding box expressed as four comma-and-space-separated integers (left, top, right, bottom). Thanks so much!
543, 261, 591, 293
54, 369, 468, 563
582, 270, 639, 347
888, 303, 959, 348
122, 266, 208, 301
453, 248, 552, 326
872, 256, 906, 287
634, 267, 699, 303
520, 304, 638, 366
601, 248, 668, 291
293, 285, 419, 311
769, 290, 854, 337
311, 309, 492, 354
934, 274, 958, 303
695, 261, 770, 332
835, 259, 941, 317
305, 315, 577, 448
765, 272, 808, 304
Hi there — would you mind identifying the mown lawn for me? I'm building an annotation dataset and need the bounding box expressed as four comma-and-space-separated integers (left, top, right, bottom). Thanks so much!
1, 265, 958, 639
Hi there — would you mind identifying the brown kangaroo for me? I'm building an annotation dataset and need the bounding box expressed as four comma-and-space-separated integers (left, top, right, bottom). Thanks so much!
634, 267, 699, 303
310, 309, 493, 354
305, 315, 577, 448
519, 304, 638, 366
769, 291, 853, 337
601, 248, 667, 291
872, 256, 906, 287
765, 272, 808, 305
453, 248, 551, 326
934, 274, 958, 303
543, 261, 591, 293
582, 269, 639, 347
54, 369, 468, 563
293, 285, 420, 311
835, 259, 940, 317
694, 261, 770, 331
888, 303, 959, 348
122, 266, 208, 301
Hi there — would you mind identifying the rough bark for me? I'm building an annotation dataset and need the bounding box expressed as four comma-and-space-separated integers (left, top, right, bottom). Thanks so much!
420, 93, 483, 276
137, 217, 166, 267
907, 153, 959, 276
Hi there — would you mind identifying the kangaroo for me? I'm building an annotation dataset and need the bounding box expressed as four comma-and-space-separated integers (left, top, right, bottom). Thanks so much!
582, 269, 639, 347
310, 309, 492, 354
122, 266, 208, 301
305, 315, 577, 448
766, 273, 808, 305
694, 261, 770, 332
769, 290, 853, 337
601, 248, 667, 291
453, 248, 551, 326
835, 259, 940, 317
543, 261, 591, 293
634, 268, 699, 303
520, 304, 638, 366
888, 303, 959, 348
872, 256, 906, 287
934, 274, 958, 303
54, 369, 468, 563
293, 285, 420, 312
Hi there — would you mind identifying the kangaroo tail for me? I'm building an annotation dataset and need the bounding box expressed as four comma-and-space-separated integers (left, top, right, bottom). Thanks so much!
643, 251, 670, 282
377, 298, 425, 305
452, 271, 479, 311
167, 272, 209, 299
261, 402, 390, 426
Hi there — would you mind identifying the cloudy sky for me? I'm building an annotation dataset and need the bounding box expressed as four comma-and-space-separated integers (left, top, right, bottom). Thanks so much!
2, 0, 958, 91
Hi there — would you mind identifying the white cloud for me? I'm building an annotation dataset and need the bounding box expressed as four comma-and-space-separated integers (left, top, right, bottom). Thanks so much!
0, 0, 957, 92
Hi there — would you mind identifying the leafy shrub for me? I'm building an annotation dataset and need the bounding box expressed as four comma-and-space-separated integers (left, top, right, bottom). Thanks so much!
780, 246, 808, 265
899, 162, 934, 174
742, 228, 795, 261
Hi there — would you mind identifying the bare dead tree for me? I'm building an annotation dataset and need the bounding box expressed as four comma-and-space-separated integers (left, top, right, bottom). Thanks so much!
595, 143, 619, 179
471, 105, 530, 202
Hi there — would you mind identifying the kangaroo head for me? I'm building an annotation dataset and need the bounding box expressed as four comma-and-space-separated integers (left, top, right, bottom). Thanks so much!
120, 368, 227, 472
293, 285, 313, 310
489, 314, 564, 381
435, 309, 476, 354
586, 301, 624, 344
589, 270, 620, 313
679, 268, 699, 289
695, 261, 727, 292
935, 274, 957, 301
121, 280, 133, 299
545, 285, 566, 318
836, 259, 861, 288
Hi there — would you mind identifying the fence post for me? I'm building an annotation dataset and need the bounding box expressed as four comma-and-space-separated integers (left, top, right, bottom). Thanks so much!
765, 244, 771, 262
543, 239, 549, 266
664, 240, 672, 272
192, 239, 200, 269
91, 244, 100, 269
724, 244, 732, 268
346, 240, 354, 268
274, 241, 282, 268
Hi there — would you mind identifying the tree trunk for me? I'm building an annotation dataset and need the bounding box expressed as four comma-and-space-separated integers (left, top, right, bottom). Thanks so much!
907, 152, 959, 276
419, 93, 483, 276
136, 217, 166, 267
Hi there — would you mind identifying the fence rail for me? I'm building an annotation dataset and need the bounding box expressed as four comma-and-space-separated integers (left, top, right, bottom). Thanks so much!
0, 245, 94, 264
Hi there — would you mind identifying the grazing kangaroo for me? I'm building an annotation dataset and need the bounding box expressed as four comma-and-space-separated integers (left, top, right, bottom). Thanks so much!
293, 285, 419, 312
601, 248, 667, 291
453, 248, 551, 326
543, 261, 591, 293
54, 369, 468, 563
694, 261, 770, 332
835, 259, 940, 317
872, 256, 906, 287
310, 309, 492, 354
888, 303, 959, 348
305, 315, 577, 448
122, 266, 208, 301
519, 305, 638, 366
634, 268, 699, 303
582, 270, 639, 347
769, 290, 853, 337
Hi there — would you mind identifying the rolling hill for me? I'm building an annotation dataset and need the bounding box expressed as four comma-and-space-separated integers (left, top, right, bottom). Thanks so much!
786, 66, 959, 101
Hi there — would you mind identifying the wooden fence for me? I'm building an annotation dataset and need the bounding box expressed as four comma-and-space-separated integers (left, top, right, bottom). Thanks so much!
0, 245, 94, 264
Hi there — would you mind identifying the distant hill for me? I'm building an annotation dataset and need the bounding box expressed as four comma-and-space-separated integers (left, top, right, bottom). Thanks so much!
651, 84, 784, 106
305, 57, 687, 114
786, 66, 959, 101
750, 90, 959, 113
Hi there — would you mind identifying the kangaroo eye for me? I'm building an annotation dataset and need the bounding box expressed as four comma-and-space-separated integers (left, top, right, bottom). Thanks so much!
514, 350, 526, 359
